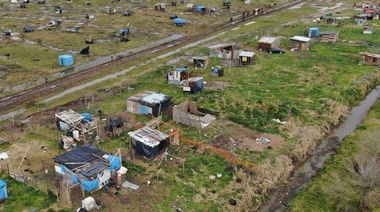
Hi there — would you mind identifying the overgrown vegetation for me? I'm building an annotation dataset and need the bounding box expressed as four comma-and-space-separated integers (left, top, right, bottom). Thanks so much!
0, 174, 55, 212
289, 100, 380, 211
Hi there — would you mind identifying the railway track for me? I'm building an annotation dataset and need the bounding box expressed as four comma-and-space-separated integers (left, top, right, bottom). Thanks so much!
0, 0, 304, 114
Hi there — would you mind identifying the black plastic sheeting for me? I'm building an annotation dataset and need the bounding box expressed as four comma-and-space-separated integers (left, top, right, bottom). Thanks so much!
133, 139, 168, 158
54, 144, 107, 170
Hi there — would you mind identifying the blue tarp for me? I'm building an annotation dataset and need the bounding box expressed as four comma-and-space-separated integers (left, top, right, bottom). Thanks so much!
194, 5, 206, 11
309, 27, 319, 38
61, 164, 66, 174
107, 155, 121, 171
0, 180, 7, 200
139, 105, 149, 114
173, 18, 186, 26
176, 67, 188, 72
81, 178, 99, 192
72, 175, 79, 184
81, 113, 92, 121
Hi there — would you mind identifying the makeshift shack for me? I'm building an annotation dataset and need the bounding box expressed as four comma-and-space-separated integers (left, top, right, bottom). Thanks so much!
54, 144, 122, 192
55, 109, 98, 142
167, 67, 189, 84
3, 30, 11, 37
290, 36, 311, 51
86, 14, 94, 19
363, 8, 377, 19
238, 51, 255, 65
173, 18, 186, 26
326, 16, 336, 24
208, 43, 239, 59
58, 54, 74, 66
319, 31, 339, 43
173, 100, 216, 128
154, 3, 166, 11
123, 11, 132, 16
126, 91, 172, 117
105, 117, 125, 137
182, 77, 204, 93
210, 66, 224, 77
360, 52, 380, 66
223, 1, 231, 9
258, 37, 281, 51
308, 27, 320, 38
104, 6, 116, 14
363, 26, 374, 34
192, 56, 209, 68
128, 126, 169, 159
23, 25, 33, 32
362, 1, 372, 8
355, 14, 367, 24
0, 180, 7, 204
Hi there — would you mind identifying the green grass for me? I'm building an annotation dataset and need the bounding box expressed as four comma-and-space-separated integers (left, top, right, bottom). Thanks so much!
0, 174, 55, 212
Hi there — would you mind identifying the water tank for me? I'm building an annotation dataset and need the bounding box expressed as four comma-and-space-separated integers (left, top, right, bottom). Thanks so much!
58, 54, 74, 66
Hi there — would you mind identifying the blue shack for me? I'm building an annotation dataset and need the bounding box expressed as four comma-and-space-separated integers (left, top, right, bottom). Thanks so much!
58, 54, 74, 67
173, 18, 186, 26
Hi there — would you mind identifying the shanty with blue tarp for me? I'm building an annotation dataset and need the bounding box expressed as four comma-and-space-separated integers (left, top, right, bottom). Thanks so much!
167, 67, 189, 84
54, 144, 122, 192
126, 91, 172, 117
55, 109, 98, 143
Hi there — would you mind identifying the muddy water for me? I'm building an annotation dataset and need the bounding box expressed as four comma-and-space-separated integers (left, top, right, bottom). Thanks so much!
258, 85, 380, 212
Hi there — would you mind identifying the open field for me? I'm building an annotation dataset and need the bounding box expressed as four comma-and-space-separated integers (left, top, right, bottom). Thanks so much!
0, 0, 287, 95
1, 0, 380, 211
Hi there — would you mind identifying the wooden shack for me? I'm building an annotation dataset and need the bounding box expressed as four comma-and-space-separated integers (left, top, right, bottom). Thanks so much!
320, 31, 339, 43
126, 91, 172, 117
238, 51, 255, 65
258, 37, 280, 51
208, 43, 239, 59
290, 36, 311, 51
360, 52, 380, 66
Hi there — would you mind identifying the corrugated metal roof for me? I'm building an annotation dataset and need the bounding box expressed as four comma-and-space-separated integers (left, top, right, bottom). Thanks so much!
208, 43, 233, 49
290, 36, 311, 42
239, 51, 255, 57
258, 37, 278, 44
126, 91, 171, 104
128, 126, 169, 147
142, 93, 170, 104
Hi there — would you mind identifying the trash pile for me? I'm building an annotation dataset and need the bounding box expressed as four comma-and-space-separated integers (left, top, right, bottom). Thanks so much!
256, 137, 271, 145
